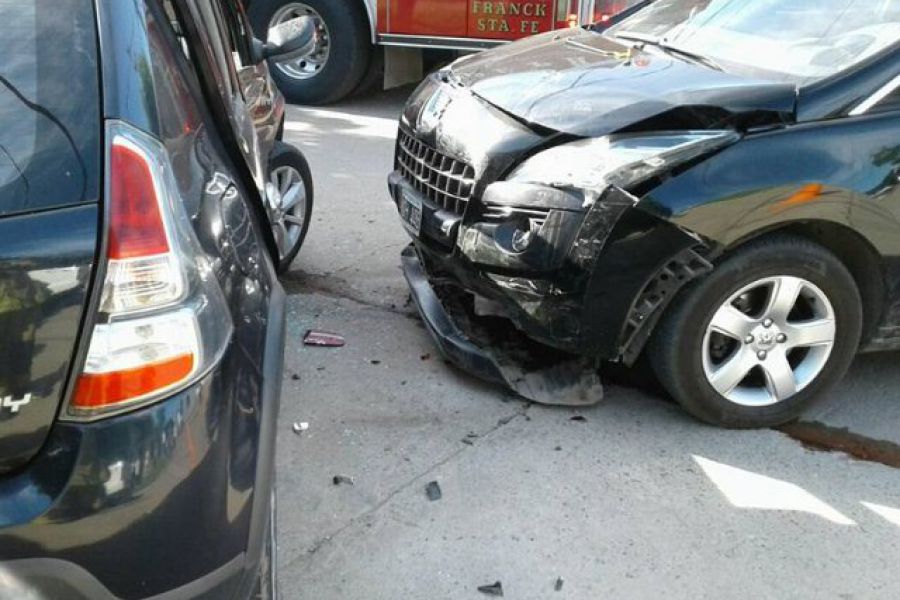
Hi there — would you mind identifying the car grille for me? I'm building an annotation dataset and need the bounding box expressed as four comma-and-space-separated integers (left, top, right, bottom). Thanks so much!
396, 131, 476, 217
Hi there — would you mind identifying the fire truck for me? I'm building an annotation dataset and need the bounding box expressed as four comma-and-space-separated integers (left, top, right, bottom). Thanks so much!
245, 0, 640, 105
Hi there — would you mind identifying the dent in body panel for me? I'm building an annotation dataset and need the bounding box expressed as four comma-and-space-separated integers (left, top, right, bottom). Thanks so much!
639, 111, 900, 343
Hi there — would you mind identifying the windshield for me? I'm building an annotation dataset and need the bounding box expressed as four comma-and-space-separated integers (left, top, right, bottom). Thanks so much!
606, 0, 900, 84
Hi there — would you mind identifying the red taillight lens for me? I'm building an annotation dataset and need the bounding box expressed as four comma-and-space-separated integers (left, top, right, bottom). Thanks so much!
72, 354, 195, 409
66, 121, 233, 420
108, 142, 170, 260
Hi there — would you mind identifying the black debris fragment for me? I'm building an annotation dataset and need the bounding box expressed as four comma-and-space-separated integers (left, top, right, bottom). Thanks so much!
477, 581, 504, 596
370, 360, 382, 365
554, 445, 562, 452
461, 438, 474, 446
570, 416, 587, 422
332, 475, 354, 486
497, 415, 515, 427
291, 373, 301, 381
425, 481, 442, 501
420, 353, 432, 361
555, 577, 565, 592
304, 330, 346, 347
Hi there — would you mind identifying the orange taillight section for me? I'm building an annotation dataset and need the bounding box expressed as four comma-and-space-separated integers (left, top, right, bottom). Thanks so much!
71, 354, 195, 410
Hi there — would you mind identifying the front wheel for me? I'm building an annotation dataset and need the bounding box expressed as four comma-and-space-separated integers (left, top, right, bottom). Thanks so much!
265, 142, 314, 274
649, 236, 862, 428
248, 0, 372, 105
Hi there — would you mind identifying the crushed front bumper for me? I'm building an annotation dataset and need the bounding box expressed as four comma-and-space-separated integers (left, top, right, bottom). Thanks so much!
401, 245, 604, 407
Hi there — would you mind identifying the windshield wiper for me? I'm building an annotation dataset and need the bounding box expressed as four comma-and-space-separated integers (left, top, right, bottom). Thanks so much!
657, 43, 725, 72
611, 32, 661, 45
611, 33, 724, 72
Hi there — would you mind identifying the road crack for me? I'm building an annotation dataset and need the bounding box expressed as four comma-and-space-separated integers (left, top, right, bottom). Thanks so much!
291, 402, 532, 563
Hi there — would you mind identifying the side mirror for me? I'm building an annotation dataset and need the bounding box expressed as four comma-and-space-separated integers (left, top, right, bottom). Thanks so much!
252, 16, 316, 63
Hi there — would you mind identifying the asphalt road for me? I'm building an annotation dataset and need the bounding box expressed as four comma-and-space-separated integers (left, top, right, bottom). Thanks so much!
275, 88, 900, 600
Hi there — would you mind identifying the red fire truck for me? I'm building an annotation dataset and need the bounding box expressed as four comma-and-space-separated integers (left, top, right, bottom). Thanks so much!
245, 0, 640, 105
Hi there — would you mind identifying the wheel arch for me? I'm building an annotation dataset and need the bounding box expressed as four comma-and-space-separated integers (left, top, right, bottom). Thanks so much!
718, 220, 887, 347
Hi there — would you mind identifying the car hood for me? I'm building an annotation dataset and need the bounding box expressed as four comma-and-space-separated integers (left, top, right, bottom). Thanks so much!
449, 29, 798, 137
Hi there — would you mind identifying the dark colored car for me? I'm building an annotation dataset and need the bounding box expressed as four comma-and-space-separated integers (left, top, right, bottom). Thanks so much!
390, 0, 900, 428
174, 0, 316, 273
0, 0, 295, 597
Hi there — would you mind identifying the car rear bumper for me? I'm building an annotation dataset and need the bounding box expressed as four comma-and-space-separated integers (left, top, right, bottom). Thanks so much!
0, 285, 287, 600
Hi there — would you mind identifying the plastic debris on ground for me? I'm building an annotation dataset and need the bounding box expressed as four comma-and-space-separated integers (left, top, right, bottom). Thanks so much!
425, 481, 442, 501
332, 475, 354, 486
292, 422, 309, 435
555, 577, 564, 591
477, 581, 504, 596
303, 330, 346, 347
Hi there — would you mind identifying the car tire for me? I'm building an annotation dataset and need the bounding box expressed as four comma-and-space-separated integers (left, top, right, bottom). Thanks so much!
253, 489, 279, 600
648, 236, 862, 429
267, 142, 314, 274
247, 0, 372, 105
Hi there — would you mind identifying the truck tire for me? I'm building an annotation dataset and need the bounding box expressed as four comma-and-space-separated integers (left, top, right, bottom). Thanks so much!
248, 0, 372, 105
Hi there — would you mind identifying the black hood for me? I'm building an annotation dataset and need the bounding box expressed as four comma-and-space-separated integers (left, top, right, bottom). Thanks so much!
450, 29, 798, 137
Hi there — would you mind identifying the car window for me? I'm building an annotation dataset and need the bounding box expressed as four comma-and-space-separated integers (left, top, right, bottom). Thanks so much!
215, 0, 254, 71
0, 0, 100, 217
607, 0, 900, 85
872, 87, 900, 115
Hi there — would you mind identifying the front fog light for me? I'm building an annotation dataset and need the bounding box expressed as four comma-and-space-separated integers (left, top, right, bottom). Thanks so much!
493, 215, 547, 255
511, 219, 542, 253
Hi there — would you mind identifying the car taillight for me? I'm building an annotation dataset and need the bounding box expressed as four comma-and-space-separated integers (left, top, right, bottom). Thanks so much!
66, 121, 233, 420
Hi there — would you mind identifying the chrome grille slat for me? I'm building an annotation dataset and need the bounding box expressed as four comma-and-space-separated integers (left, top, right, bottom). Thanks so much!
397, 131, 475, 217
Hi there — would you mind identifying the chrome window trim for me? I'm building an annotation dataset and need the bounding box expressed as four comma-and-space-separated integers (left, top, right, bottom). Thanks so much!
850, 74, 900, 116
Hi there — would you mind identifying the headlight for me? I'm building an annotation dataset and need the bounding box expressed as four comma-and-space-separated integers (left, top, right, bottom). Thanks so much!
508, 131, 740, 192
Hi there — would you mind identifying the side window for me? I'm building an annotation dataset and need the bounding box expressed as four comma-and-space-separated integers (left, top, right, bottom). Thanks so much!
215, 0, 254, 71
161, 0, 192, 60
873, 87, 900, 115
0, 0, 100, 217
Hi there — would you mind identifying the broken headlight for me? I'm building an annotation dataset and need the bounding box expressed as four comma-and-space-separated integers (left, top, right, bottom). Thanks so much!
508, 131, 740, 193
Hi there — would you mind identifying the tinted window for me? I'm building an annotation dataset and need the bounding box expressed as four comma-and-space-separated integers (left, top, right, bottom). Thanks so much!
0, 0, 101, 217
873, 87, 900, 115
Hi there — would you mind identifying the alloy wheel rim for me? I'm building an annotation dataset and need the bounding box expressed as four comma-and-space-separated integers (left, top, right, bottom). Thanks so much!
269, 3, 330, 80
701, 276, 836, 407
267, 165, 307, 262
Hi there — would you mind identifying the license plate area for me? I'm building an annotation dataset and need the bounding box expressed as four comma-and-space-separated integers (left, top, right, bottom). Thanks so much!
399, 190, 423, 237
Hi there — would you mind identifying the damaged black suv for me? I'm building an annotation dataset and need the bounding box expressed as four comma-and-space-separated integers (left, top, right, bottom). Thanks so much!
389, 0, 900, 428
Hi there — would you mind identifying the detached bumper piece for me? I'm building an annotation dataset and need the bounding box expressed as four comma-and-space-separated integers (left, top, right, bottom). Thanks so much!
401, 245, 603, 407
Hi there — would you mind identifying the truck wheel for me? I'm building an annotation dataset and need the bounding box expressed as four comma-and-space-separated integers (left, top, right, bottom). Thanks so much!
248, 0, 372, 105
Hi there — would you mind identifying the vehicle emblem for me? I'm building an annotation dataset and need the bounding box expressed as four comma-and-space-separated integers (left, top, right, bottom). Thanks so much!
1, 394, 32, 415
418, 88, 453, 135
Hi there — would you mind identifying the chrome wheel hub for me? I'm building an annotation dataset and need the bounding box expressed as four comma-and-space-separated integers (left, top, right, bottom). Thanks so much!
269, 3, 330, 80
702, 276, 836, 407
266, 165, 307, 262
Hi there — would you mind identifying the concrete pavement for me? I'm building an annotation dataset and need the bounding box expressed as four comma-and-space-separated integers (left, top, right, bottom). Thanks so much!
275, 89, 900, 599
